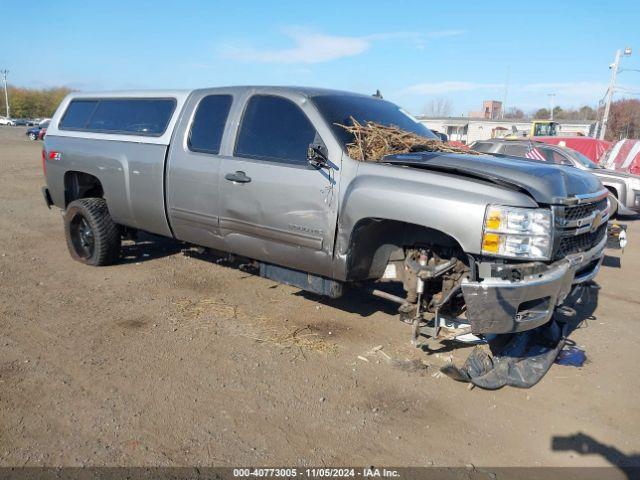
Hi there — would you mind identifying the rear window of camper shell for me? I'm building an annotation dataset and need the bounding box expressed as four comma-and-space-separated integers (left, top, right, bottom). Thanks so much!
59, 98, 176, 137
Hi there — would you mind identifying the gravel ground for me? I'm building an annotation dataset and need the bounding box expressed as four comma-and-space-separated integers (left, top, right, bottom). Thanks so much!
1, 126, 639, 469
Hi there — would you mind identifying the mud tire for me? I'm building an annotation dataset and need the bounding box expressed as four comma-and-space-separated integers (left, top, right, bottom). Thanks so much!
64, 198, 121, 266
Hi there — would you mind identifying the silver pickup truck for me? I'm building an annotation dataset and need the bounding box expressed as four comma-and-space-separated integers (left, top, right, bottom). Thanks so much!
42, 86, 609, 342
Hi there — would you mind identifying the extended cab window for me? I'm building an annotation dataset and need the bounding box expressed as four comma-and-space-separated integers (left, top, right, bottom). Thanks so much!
188, 95, 233, 154
60, 98, 176, 136
235, 95, 317, 165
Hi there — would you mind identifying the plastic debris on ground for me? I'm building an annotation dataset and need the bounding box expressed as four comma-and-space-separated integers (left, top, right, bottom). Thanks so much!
440, 319, 569, 389
555, 345, 587, 367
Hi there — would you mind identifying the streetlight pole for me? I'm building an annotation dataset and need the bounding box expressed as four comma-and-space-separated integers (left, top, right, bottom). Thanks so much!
600, 47, 632, 140
0, 70, 9, 118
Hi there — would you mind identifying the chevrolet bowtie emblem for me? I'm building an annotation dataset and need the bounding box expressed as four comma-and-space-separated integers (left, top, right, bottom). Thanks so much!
590, 211, 603, 234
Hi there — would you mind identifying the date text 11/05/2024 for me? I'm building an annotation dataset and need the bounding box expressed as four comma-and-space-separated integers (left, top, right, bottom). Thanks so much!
232, 468, 400, 478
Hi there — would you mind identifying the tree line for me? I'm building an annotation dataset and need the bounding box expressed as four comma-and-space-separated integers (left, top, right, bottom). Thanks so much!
0, 86, 72, 119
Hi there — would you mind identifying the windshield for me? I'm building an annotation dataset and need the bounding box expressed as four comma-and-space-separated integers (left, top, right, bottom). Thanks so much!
534, 122, 558, 136
569, 149, 599, 169
312, 94, 437, 148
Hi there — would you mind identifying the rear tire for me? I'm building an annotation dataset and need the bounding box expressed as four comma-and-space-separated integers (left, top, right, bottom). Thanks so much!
64, 198, 121, 266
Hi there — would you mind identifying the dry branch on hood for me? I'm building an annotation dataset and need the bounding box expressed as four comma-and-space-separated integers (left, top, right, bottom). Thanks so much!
337, 118, 479, 162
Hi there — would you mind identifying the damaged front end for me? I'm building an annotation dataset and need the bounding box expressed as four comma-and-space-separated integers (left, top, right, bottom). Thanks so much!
462, 236, 604, 335
375, 190, 609, 346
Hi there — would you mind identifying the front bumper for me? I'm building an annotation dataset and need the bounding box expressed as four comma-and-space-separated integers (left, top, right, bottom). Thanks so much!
461, 233, 606, 334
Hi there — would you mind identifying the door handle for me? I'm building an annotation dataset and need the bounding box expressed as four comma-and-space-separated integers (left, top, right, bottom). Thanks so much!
225, 171, 252, 183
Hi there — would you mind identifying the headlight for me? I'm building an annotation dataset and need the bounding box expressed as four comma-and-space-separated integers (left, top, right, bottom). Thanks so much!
482, 205, 552, 260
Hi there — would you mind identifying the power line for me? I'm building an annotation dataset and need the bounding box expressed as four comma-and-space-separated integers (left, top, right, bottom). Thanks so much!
600, 47, 632, 140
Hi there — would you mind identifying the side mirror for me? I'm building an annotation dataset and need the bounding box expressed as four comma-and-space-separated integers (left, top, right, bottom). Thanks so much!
307, 143, 330, 169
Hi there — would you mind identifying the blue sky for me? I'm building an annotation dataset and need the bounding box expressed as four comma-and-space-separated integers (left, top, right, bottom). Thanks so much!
2, 0, 640, 115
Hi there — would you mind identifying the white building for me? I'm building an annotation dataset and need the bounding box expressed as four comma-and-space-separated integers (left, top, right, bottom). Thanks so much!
416, 116, 594, 144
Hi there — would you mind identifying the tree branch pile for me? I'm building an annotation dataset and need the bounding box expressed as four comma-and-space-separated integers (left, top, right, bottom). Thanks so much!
337, 118, 479, 162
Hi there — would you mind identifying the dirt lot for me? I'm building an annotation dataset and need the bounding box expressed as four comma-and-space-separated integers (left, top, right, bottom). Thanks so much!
1, 126, 639, 469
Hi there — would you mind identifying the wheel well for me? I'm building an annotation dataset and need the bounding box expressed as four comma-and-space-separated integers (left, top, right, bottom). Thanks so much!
345, 218, 466, 281
64, 171, 104, 206
605, 185, 618, 198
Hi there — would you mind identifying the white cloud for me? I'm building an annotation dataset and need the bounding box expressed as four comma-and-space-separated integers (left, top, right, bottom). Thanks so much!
217, 27, 464, 64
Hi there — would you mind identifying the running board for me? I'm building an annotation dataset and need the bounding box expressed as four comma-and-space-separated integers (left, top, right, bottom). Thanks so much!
259, 263, 344, 298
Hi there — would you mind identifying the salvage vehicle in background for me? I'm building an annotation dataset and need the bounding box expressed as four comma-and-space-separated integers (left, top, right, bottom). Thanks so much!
505, 120, 561, 139
26, 120, 49, 141
471, 138, 640, 217
41, 87, 609, 345
530, 120, 560, 137
12, 118, 31, 126
0, 117, 16, 126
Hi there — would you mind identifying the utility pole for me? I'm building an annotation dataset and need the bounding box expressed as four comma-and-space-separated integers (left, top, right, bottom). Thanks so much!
0, 70, 9, 118
548, 93, 556, 121
502, 65, 510, 119
600, 47, 632, 140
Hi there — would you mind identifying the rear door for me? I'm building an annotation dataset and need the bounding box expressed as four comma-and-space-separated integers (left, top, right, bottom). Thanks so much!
217, 94, 339, 277
165, 93, 233, 248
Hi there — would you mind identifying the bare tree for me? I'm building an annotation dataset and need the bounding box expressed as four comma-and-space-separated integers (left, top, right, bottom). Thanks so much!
424, 97, 453, 117
505, 107, 525, 119
607, 98, 640, 140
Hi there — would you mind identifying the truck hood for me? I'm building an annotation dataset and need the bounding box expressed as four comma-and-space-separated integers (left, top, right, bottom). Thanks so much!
382, 152, 603, 205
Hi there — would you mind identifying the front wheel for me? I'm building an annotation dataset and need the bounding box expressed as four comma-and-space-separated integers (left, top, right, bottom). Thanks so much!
28, 132, 37, 140
64, 198, 121, 266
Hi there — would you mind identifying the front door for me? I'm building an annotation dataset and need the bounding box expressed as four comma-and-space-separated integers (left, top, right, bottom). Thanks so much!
218, 94, 339, 277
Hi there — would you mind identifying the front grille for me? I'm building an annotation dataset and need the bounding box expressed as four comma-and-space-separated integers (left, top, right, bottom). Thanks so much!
552, 195, 609, 261
563, 198, 608, 222
554, 224, 607, 260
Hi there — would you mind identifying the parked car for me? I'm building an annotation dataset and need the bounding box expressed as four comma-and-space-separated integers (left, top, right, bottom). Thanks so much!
0, 117, 16, 126
26, 120, 49, 141
535, 136, 612, 164
470, 138, 640, 216
38, 125, 48, 140
12, 118, 31, 126
41, 87, 609, 344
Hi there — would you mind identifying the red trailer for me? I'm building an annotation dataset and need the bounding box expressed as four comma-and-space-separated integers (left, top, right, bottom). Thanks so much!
602, 139, 640, 175
535, 136, 612, 164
